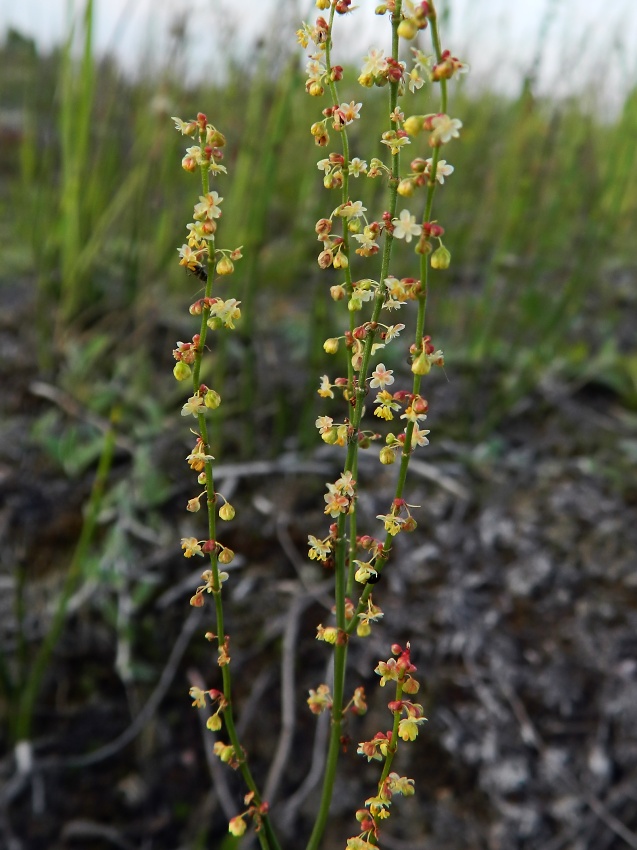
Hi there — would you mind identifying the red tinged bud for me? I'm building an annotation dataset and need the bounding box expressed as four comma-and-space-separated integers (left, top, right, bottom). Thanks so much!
412, 395, 429, 414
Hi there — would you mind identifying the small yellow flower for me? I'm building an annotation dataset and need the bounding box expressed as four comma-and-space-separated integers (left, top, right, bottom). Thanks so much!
206, 713, 222, 731
398, 716, 426, 741
219, 502, 235, 521
181, 395, 205, 417
189, 686, 207, 708
228, 816, 247, 837
181, 537, 204, 558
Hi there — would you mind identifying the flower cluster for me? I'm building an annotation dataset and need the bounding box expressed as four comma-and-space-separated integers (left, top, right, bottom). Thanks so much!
347, 644, 424, 847
171, 0, 467, 845
189, 686, 228, 731
227, 792, 270, 838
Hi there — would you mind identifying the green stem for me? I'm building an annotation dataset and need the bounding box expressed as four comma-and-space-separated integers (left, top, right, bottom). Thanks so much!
188, 136, 280, 850
306, 6, 405, 850
346, 0, 448, 636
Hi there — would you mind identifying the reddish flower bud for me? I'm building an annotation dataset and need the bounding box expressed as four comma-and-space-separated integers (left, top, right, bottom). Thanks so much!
315, 218, 332, 237
412, 395, 429, 414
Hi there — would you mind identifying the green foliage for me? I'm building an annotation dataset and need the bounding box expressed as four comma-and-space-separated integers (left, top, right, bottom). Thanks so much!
1, 8, 636, 418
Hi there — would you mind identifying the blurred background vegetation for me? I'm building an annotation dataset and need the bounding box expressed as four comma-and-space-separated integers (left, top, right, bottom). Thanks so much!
1, 1, 636, 441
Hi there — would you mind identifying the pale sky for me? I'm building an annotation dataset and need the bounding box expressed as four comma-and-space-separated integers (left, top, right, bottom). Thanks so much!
1, 0, 635, 99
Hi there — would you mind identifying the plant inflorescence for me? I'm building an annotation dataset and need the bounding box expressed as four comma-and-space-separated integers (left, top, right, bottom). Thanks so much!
171, 2, 466, 847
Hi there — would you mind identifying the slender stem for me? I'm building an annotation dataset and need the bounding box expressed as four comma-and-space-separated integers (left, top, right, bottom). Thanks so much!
187, 135, 280, 850
344, 1, 450, 638
306, 6, 405, 850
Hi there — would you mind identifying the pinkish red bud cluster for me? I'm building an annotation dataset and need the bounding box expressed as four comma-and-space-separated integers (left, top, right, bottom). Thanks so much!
172, 336, 201, 365
189, 295, 223, 315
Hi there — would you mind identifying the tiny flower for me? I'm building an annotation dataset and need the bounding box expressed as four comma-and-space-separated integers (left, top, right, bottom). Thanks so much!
335, 469, 356, 496
370, 363, 395, 390
181, 395, 204, 417
380, 134, 411, 155
348, 157, 368, 176
206, 713, 222, 731
316, 624, 338, 644
412, 47, 433, 72
324, 483, 350, 517
408, 68, 425, 93
216, 256, 234, 275
181, 537, 204, 558
388, 773, 416, 796
208, 298, 241, 329
430, 244, 451, 268
318, 375, 334, 398
172, 116, 197, 135
173, 361, 191, 381
204, 389, 222, 409
398, 716, 426, 741
228, 816, 247, 837
403, 115, 424, 136
351, 686, 367, 714
385, 323, 406, 342
374, 390, 401, 420
379, 446, 397, 464
375, 657, 399, 686
181, 146, 202, 171
186, 442, 215, 472
338, 199, 367, 219
339, 100, 363, 124
400, 404, 427, 423
315, 414, 334, 434
193, 191, 223, 221
347, 838, 377, 850
426, 157, 454, 183
430, 114, 462, 145
178, 243, 202, 271
397, 17, 418, 39
307, 683, 332, 714
361, 48, 387, 77
308, 534, 331, 561
354, 561, 378, 584
213, 741, 235, 763
392, 209, 421, 243
218, 547, 234, 564
411, 425, 430, 447
186, 495, 203, 512
189, 686, 207, 708
219, 502, 235, 521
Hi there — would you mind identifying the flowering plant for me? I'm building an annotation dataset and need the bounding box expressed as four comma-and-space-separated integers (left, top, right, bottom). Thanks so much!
171, 2, 465, 847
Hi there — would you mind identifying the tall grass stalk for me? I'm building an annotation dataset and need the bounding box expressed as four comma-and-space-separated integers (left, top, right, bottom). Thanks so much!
57, 0, 95, 327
